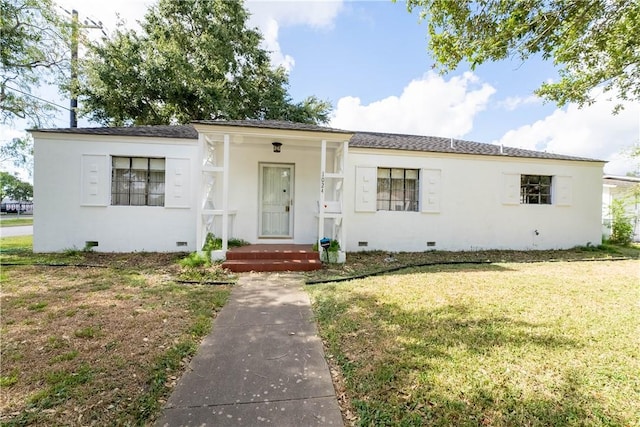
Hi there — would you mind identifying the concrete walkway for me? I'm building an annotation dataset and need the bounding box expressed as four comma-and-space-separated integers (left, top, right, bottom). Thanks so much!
0, 225, 33, 237
156, 273, 344, 427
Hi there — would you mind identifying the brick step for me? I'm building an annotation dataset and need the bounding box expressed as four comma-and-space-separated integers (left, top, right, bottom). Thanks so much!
225, 250, 319, 261
222, 259, 322, 273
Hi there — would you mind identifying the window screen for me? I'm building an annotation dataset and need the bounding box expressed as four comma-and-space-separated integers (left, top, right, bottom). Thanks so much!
520, 175, 552, 204
111, 157, 165, 206
376, 168, 419, 211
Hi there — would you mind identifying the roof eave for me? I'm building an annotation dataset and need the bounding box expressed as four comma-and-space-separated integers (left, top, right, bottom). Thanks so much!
192, 120, 354, 135
348, 144, 605, 163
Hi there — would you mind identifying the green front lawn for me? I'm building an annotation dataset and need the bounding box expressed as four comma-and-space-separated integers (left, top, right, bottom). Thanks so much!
304, 244, 640, 283
308, 260, 639, 426
0, 235, 32, 252
0, 217, 33, 227
0, 235, 232, 425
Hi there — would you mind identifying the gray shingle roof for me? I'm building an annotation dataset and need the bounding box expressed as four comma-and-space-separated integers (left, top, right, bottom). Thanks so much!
31, 121, 603, 162
603, 175, 640, 185
351, 131, 602, 162
32, 125, 198, 139
192, 119, 352, 134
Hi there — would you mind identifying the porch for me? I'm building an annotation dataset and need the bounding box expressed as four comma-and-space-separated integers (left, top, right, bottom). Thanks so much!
221, 244, 322, 272
193, 121, 353, 271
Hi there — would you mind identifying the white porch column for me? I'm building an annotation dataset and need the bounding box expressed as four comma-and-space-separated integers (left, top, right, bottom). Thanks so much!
196, 132, 206, 252
221, 134, 230, 253
340, 139, 348, 249
318, 139, 327, 247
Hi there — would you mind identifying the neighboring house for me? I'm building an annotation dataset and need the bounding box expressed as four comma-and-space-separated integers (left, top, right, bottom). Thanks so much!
602, 175, 640, 241
31, 120, 605, 257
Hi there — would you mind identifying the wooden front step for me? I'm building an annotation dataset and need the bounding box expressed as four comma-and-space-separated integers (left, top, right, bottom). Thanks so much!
222, 244, 322, 272
222, 258, 322, 272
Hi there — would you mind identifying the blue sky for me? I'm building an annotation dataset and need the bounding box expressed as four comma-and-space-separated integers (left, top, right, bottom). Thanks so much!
2, 0, 639, 179
278, 1, 561, 142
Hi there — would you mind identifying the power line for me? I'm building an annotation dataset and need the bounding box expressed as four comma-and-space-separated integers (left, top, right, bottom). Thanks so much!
59, 8, 104, 127
4, 85, 71, 111
57, 5, 107, 36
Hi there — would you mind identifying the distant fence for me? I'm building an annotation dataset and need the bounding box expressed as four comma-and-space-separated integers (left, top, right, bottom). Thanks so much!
1, 202, 33, 214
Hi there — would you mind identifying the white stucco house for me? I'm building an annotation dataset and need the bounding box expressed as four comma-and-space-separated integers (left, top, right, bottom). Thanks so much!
31, 120, 605, 263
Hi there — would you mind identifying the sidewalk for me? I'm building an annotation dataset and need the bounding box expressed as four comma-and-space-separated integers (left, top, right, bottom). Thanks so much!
0, 225, 33, 237
156, 273, 344, 426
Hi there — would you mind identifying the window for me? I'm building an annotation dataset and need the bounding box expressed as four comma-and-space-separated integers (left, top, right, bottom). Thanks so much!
520, 175, 552, 204
377, 168, 419, 211
111, 157, 165, 206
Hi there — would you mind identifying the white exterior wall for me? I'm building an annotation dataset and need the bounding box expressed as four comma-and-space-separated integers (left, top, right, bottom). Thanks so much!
345, 149, 604, 252
33, 133, 199, 252
33, 128, 604, 254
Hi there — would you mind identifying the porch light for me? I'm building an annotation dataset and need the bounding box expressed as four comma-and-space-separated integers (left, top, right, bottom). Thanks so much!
272, 141, 282, 153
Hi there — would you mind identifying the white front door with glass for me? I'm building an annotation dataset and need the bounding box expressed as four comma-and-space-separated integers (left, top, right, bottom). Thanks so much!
259, 163, 294, 238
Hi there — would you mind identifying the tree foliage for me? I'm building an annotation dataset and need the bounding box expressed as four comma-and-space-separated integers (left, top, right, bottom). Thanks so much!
401, 0, 640, 110
0, 171, 33, 201
0, 135, 33, 176
1, 0, 70, 126
608, 198, 634, 245
79, 0, 331, 125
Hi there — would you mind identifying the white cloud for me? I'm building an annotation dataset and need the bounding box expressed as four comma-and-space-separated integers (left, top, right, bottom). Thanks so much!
246, 0, 344, 71
498, 95, 541, 111
252, 17, 296, 71
330, 72, 496, 137
57, 1, 345, 72
495, 95, 640, 175
55, 0, 151, 35
247, 0, 343, 29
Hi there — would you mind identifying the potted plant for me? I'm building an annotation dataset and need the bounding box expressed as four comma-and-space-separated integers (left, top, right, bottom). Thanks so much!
327, 239, 341, 263
203, 232, 225, 261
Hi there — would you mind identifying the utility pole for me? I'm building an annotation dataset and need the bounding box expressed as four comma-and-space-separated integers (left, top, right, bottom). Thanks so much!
66, 9, 103, 128
70, 10, 78, 128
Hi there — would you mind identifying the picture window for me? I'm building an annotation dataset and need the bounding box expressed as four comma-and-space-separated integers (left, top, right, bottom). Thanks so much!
377, 168, 419, 211
111, 157, 165, 206
520, 175, 552, 204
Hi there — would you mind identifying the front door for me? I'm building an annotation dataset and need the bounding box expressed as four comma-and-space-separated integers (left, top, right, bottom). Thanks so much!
259, 163, 294, 238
